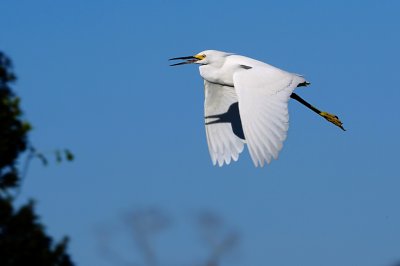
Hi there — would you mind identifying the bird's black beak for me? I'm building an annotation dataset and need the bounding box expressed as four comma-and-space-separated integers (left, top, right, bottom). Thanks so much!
169, 56, 199, 66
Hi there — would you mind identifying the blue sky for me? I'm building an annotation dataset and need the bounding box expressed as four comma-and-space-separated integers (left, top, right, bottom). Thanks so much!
2, 1, 400, 265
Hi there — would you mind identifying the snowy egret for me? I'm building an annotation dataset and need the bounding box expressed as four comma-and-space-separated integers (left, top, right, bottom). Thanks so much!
170, 50, 344, 167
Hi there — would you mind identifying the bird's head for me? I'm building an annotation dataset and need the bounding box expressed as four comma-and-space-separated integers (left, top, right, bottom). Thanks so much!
169, 50, 231, 66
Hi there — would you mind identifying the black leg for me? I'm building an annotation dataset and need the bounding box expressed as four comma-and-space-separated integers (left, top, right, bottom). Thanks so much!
290, 92, 345, 131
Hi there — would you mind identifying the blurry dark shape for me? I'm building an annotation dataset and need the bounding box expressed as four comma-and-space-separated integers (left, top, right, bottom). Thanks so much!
197, 211, 239, 266
96, 207, 170, 266
96, 208, 240, 266
65, 149, 74, 161
390, 261, 400, 266
125, 208, 170, 266
55, 149, 75, 164
95, 224, 140, 266
0, 51, 74, 265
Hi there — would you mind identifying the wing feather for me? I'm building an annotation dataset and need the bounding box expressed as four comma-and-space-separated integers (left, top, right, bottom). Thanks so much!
204, 81, 245, 166
233, 67, 305, 167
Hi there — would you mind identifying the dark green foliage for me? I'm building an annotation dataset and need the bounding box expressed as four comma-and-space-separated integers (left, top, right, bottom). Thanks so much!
0, 51, 74, 266
0, 53, 30, 170
0, 171, 19, 190
55, 149, 74, 164
0, 200, 73, 266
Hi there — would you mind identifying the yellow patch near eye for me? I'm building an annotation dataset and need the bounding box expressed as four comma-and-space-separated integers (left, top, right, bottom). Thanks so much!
194, 54, 205, 60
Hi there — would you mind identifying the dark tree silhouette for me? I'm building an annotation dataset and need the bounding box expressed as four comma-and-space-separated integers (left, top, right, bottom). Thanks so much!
0, 51, 74, 266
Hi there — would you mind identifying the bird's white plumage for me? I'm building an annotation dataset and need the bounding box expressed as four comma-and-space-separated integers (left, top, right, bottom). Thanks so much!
198, 51, 306, 167
233, 66, 305, 166
171, 50, 309, 167
204, 81, 245, 166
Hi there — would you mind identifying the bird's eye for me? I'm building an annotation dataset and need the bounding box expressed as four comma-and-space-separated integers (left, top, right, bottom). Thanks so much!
202, 54, 206, 58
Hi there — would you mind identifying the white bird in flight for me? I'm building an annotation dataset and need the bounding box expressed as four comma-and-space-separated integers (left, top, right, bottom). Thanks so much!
170, 50, 344, 167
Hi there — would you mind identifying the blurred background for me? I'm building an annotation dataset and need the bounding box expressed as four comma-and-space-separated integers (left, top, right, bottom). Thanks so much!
1, 1, 400, 265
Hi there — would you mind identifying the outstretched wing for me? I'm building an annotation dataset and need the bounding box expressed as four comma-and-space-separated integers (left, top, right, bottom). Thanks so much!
233, 66, 305, 167
204, 80, 245, 166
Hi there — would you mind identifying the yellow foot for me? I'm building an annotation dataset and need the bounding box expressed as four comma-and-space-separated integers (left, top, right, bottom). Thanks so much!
320, 112, 345, 131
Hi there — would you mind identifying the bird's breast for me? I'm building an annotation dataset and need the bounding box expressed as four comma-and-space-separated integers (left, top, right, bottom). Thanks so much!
199, 65, 234, 87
